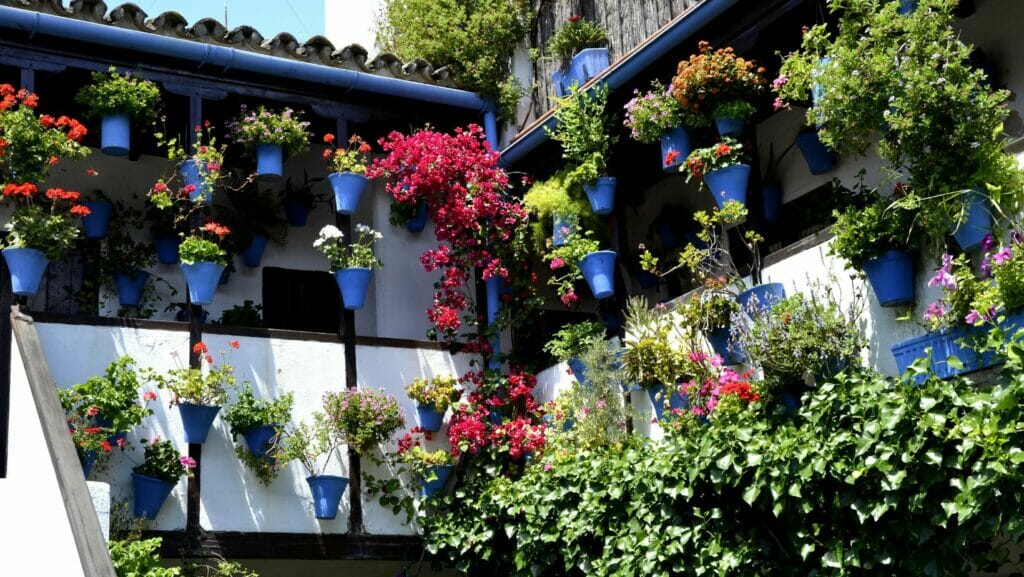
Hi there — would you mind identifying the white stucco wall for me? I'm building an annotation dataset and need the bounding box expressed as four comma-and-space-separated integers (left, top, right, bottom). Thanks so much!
33, 321, 475, 535
0, 338, 88, 577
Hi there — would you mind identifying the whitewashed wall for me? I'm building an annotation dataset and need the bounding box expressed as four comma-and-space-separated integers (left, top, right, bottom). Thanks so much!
34, 321, 475, 535
0, 338, 89, 577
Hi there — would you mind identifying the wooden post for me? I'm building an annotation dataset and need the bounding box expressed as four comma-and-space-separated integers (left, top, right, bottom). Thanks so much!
185, 95, 204, 535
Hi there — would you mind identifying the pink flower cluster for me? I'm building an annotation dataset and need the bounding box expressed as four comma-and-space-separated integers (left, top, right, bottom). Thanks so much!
446, 367, 546, 459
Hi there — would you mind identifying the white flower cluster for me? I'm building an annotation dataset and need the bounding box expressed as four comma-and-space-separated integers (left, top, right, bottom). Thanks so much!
313, 225, 344, 249
354, 223, 383, 241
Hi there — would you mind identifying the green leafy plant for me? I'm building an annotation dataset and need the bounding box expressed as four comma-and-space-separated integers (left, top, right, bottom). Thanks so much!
322, 388, 405, 454
544, 228, 602, 306
322, 133, 373, 174
226, 105, 310, 158
546, 84, 618, 177
677, 286, 740, 333
132, 437, 194, 483
622, 80, 706, 144
542, 320, 606, 362
59, 356, 155, 438
521, 168, 593, 250
671, 200, 763, 287
681, 137, 746, 182
275, 413, 344, 477
75, 66, 161, 121
398, 445, 455, 474
405, 375, 462, 410
830, 189, 924, 268
145, 340, 239, 406
152, 122, 227, 207
621, 296, 686, 388
178, 222, 230, 266
215, 300, 263, 328
313, 223, 383, 271
223, 383, 293, 485
546, 15, 608, 69
108, 538, 181, 577
711, 98, 756, 121
1, 194, 90, 260
549, 337, 631, 450
0, 84, 90, 184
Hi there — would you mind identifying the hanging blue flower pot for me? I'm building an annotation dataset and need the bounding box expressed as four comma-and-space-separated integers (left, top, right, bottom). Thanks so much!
307, 474, 349, 519
154, 234, 181, 265
707, 326, 744, 364
951, 190, 991, 251
795, 130, 835, 175
242, 424, 278, 459
762, 183, 783, 223
2, 247, 48, 296
737, 283, 786, 315
101, 112, 130, 156
567, 357, 588, 385
898, 0, 917, 14
256, 143, 283, 182
82, 200, 113, 239
179, 159, 211, 205
335, 267, 373, 310
329, 172, 368, 215
583, 177, 616, 215
862, 249, 914, 307
568, 48, 610, 87
132, 473, 175, 520
416, 403, 445, 432
113, 271, 149, 307
714, 117, 745, 138
180, 261, 225, 306
578, 250, 617, 300
81, 450, 98, 477
420, 464, 453, 499
283, 199, 310, 227
703, 164, 750, 209
646, 383, 688, 422
660, 126, 691, 172
243, 235, 269, 268
552, 214, 574, 247
177, 402, 221, 444
406, 202, 429, 233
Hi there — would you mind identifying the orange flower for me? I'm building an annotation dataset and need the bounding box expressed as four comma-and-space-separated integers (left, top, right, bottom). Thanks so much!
323, 133, 335, 143
193, 342, 209, 355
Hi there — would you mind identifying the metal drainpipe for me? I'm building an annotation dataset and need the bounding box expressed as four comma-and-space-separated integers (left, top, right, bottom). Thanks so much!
483, 107, 502, 369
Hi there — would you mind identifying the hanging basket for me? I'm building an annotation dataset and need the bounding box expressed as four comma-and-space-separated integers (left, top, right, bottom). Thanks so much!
862, 249, 915, 307
329, 172, 369, 215
256, 143, 283, 182
2, 247, 48, 296
578, 250, 617, 300
583, 177, 616, 215
113, 271, 149, 307
334, 267, 373, 310
307, 475, 349, 519
177, 402, 221, 444
180, 261, 225, 306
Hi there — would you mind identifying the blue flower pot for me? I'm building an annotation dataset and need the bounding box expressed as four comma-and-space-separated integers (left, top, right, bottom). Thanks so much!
179, 159, 211, 205
2, 247, 48, 296
101, 112, 130, 156
180, 261, 225, 306
242, 424, 278, 459
583, 177, 616, 215
795, 130, 835, 175
406, 203, 429, 233
154, 234, 181, 265
552, 214, 574, 247
951, 190, 991, 251
256, 143, 283, 182
178, 402, 221, 444
892, 324, 998, 384
898, 0, 917, 13
113, 271, 149, 307
714, 116, 745, 138
646, 383, 688, 422
307, 475, 348, 519
243, 235, 269, 268
552, 68, 569, 98
82, 200, 113, 239
132, 473, 175, 520
660, 126, 691, 172
763, 184, 783, 223
329, 172, 368, 215
568, 48, 610, 86
862, 249, 914, 307
335, 267, 372, 310
636, 269, 658, 289
81, 451, 98, 477
567, 357, 588, 385
707, 325, 745, 364
578, 250, 617, 300
703, 164, 750, 209
283, 199, 310, 227
420, 464, 453, 499
737, 283, 786, 315
416, 404, 445, 432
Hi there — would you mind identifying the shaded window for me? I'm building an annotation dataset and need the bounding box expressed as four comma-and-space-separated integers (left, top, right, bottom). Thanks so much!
261, 267, 340, 333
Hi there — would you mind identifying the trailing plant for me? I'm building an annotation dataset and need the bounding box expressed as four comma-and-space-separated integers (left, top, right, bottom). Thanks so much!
153, 121, 228, 206
682, 137, 746, 182
226, 105, 310, 158
830, 187, 925, 268
671, 40, 766, 121
542, 320, 606, 362
132, 436, 195, 483
75, 66, 161, 121
623, 80, 704, 143
521, 168, 593, 251
546, 14, 608, 69
223, 383, 293, 485
322, 388, 405, 455
313, 223, 383, 271
922, 252, 988, 331
145, 340, 240, 406
0, 84, 90, 185
276, 412, 344, 477
322, 133, 372, 174
546, 84, 617, 176
58, 356, 155, 438
377, 0, 530, 121
544, 228, 601, 307
405, 375, 463, 410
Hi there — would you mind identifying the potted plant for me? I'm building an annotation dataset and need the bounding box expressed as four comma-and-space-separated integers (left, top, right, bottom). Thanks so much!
621, 296, 688, 419
221, 185, 288, 268
522, 167, 591, 249
75, 66, 161, 156
154, 121, 226, 206
405, 375, 462, 432
794, 125, 836, 175
682, 137, 751, 209
0, 85, 91, 296
677, 285, 743, 364
322, 388, 405, 455
178, 221, 231, 306
546, 84, 618, 215
223, 383, 294, 485
546, 15, 609, 96
323, 133, 373, 215
545, 229, 616, 303
145, 340, 239, 444
541, 320, 606, 384
214, 300, 264, 328
398, 445, 455, 499
96, 200, 159, 309
670, 41, 766, 136
276, 414, 348, 519
314, 223, 383, 311
830, 186, 923, 307
131, 436, 194, 520
226, 104, 310, 182
623, 80, 707, 172
279, 172, 326, 227
80, 190, 114, 240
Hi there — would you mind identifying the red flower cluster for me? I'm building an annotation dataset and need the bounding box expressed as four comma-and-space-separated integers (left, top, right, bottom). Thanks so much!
0, 84, 37, 110
2, 182, 37, 198
200, 221, 231, 238
446, 367, 545, 459
715, 143, 732, 157
37, 113, 87, 142
664, 149, 681, 167
45, 187, 80, 202
717, 379, 759, 403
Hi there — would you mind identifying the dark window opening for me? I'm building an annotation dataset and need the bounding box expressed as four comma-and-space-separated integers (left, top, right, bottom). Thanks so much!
261, 267, 340, 333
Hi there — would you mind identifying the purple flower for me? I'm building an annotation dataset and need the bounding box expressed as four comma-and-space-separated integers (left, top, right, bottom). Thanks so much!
772, 75, 788, 91
981, 259, 992, 279
928, 253, 957, 291
981, 233, 995, 252
923, 302, 946, 322
992, 246, 1013, 266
